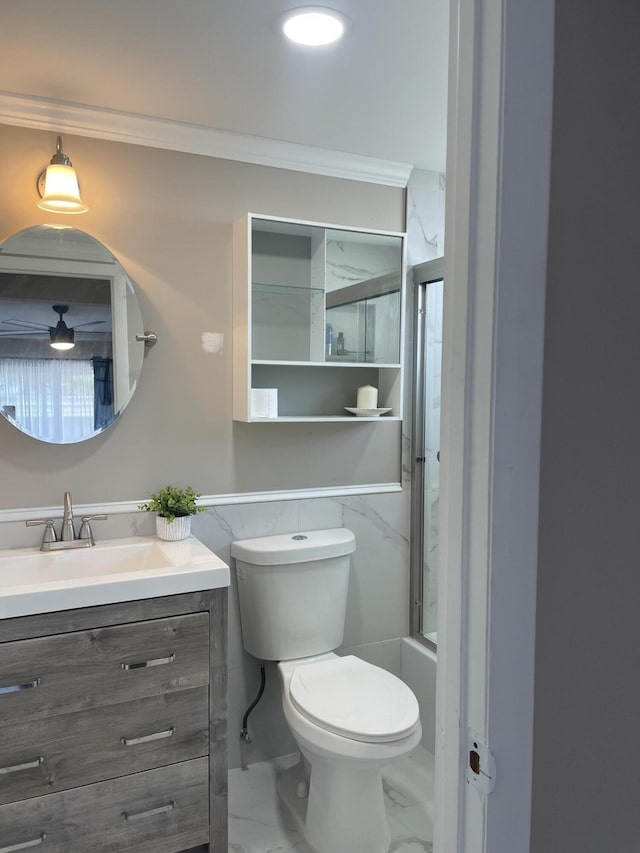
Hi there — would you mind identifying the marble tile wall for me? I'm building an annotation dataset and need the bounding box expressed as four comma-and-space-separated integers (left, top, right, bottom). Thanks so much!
325, 239, 401, 292
402, 167, 445, 489
406, 169, 446, 266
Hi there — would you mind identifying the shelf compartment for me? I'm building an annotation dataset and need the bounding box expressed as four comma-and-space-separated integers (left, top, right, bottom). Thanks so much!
251, 276, 325, 363
247, 364, 401, 420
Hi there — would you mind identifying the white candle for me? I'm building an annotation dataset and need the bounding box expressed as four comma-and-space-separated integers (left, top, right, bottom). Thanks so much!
357, 384, 378, 409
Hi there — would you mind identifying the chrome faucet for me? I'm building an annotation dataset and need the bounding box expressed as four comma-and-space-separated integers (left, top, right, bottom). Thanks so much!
26, 492, 108, 551
61, 490, 75, 541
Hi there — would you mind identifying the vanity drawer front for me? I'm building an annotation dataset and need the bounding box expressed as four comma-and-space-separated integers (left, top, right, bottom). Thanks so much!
0, 685, 209, 805
0, 613, 209, 725
0, 757, 210, 853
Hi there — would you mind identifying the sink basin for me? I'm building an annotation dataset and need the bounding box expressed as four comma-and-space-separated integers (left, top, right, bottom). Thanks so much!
0, 535, 230, 619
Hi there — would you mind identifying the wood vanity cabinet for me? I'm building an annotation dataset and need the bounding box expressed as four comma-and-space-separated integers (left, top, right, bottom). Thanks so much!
0, 589, 227, 853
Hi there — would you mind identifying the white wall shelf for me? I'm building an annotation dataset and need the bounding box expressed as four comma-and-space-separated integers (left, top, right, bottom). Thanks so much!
251, 360, 402, 368
233, 213, 406, 423
245, 415, 402, 423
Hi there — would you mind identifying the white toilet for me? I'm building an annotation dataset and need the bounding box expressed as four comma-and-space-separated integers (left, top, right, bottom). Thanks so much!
231, 527, 422, 853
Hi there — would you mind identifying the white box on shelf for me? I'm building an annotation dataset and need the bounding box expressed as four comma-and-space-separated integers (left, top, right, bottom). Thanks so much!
251, 388, 278, 418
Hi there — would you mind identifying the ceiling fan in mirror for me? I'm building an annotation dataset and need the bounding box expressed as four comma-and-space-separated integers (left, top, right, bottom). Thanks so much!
0, 303, 109, 351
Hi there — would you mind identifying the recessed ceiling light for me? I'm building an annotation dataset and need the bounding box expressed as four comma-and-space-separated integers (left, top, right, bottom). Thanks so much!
281, 7, 348, 46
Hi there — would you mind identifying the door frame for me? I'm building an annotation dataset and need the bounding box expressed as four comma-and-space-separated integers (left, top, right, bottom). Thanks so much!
436, 1, 555, 851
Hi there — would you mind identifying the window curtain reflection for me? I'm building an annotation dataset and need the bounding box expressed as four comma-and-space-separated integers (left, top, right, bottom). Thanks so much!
92, 357, 114, 431
0, 357, 94, 442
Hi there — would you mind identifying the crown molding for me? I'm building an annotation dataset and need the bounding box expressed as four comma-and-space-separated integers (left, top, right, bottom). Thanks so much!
0, 91, 412, 188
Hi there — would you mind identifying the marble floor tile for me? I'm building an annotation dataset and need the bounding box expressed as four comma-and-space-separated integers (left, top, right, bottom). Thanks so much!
229, 746, 434, 853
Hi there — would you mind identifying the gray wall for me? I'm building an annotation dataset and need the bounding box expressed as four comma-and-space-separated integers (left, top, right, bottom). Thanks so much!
0, 124, 405, 509
532, 1, 640, 850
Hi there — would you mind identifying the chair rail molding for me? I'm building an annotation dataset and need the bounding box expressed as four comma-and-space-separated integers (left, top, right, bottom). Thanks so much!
0, 483, 402, 524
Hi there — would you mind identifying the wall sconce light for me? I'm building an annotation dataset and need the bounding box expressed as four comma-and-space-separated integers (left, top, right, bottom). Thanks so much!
37, 136, 88, 214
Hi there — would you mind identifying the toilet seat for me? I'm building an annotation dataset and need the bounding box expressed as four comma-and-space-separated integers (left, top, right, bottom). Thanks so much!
288, 655, 420, 743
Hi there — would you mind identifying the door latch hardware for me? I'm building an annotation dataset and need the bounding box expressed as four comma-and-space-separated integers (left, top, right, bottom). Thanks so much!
466, 730, 496, 794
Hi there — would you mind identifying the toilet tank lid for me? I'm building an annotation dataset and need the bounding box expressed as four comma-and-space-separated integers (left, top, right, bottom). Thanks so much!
230, 528, 355, 565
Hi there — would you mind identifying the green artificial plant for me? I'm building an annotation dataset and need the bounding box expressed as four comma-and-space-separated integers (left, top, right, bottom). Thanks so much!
139, 485, 205, 523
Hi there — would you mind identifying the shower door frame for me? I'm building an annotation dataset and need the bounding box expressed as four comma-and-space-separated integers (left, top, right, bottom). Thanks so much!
410, 256, 444, 650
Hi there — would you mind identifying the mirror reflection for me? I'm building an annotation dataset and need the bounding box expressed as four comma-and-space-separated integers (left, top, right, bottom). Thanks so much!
0, 225, 145, 444
250, 219, 403, 365
324, 228, 402, 364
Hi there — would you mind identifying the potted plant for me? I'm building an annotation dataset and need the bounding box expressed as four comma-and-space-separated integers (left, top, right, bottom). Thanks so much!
139, 485, 205, 541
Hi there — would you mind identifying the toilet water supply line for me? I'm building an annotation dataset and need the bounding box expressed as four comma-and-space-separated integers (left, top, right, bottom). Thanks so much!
240, 661, 266, 771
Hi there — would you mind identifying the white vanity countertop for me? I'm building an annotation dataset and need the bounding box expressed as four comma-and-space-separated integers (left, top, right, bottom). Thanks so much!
0, 535, 230, 619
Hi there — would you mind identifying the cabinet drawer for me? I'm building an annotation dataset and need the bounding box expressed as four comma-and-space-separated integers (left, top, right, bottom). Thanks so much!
0, 686, 209, 805
0, 757, 210, 853
0, 613, 208, 726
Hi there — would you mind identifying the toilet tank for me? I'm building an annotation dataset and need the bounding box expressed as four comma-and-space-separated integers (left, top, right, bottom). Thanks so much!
231, 528, 355, 661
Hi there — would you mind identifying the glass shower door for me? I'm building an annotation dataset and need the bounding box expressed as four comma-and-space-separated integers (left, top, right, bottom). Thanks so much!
411, 260, 444, 648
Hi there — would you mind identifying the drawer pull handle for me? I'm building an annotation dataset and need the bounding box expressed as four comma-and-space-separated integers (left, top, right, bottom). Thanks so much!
122, 801, 175, 822
0, 678, 41, 695
0, 756, 44, 776
0, 834, 46, 852
121, 727, 175, 746
120, 654, 175, 671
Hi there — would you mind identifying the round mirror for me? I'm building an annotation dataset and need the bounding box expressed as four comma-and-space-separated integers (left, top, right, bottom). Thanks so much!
0, 225, 145, 444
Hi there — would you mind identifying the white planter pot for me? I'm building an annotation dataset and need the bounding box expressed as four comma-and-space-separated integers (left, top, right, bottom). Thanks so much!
156, 515, 191, 541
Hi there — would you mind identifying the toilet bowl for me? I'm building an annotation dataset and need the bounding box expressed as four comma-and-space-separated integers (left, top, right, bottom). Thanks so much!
231, 528, 422, 853
278, 653, 421, 853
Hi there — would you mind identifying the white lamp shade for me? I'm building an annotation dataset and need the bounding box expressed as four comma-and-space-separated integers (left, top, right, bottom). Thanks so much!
37, 164, 88, 214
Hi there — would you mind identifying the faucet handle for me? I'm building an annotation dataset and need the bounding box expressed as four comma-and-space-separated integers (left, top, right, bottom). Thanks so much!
26, 519, 57, 543
79, 514, 108, 544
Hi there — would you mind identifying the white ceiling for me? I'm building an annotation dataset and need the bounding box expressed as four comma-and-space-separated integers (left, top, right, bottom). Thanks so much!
0, 0, 448, 174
